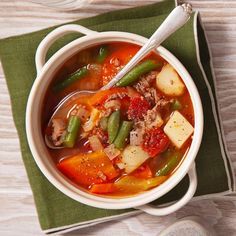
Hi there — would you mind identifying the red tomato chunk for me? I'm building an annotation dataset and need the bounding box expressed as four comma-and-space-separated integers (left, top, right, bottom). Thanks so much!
142, 128, 169, 157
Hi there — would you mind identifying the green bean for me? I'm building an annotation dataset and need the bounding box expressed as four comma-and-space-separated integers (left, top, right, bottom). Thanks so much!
114, 121, 133, 149
155, 153, 180, 176
96, 46, 108, 63
171, 99, 183, 110
53, 66, 88, 92
108, 110, 120, 143
100, 117, 108, 131
63, 116, 81, 148
116, 60, 162, 87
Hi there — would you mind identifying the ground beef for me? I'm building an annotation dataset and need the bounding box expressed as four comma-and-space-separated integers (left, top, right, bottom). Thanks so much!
51, 118, 66, 146
134, 71, 160, 105
133, 98, 170, 131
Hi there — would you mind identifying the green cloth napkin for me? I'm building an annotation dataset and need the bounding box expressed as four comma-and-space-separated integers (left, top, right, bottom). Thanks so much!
0, 0, 234, 234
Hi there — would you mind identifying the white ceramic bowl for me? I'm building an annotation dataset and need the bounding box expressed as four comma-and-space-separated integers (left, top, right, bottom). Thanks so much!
26, 24, 203, 216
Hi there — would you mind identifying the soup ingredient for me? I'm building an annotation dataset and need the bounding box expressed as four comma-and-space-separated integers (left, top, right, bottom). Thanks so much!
96, 46, 108, 63
90, 175, 168, 194
89, 87, 127, 107
108, 110, 121, 143
88, 135, 103, 151
156, 152, 181, 176
134, 71, 159, 105
51, 118, 66, 146
104, 144, 120, 160
156, 64, 185, 96
127, 96, 150, 120
130, 129, 144, 146
144, 105, 164, 129
171, 99, 183, 110
115, 175, 168, 193
53, 66, 88, 92
113, 121, 133, 149
89, 183, 115, 194
83, 108, 100, 132
121, 145, 149, 174
71, 105, 90, 122
99, 117, 108, 131
164, 111, 194, 149
142, 128, 169, 157
132, 164, 153, 178
57, 150, 119, 186
63, 116, 81, 148
116, 60, 162, 87
104, 99, 121, 110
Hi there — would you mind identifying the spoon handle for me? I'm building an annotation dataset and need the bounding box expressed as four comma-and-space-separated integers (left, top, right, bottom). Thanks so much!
102, 3, 192, 90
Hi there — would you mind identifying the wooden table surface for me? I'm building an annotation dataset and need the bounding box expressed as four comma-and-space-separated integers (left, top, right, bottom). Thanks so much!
1, 0, 236, 235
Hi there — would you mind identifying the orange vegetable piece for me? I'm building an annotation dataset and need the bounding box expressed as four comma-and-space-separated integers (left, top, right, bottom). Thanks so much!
90, 183, 116, 194
57, 150, 119, 187
88, 87, 127, 107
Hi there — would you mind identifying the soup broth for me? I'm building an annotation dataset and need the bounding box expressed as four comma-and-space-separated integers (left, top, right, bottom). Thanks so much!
43, 42, 194, 196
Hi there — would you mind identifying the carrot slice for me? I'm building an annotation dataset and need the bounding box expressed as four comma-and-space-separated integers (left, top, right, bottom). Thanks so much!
90, 183, 116, 194
58, 150, 119, 187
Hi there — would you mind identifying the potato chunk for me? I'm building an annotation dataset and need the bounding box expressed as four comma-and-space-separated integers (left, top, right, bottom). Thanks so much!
121, 145, 149, 174
156, 64, 185, 96
164, 111, 194, 148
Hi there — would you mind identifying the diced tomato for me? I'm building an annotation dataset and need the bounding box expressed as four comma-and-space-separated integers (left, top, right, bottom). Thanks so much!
142, 128, 169, 157
120, 96, 130, 115
89, 87, 127, 107
132, 164, 153, 178
127, 96, 150, 120
90, 183, 116, 194
57, 150, 119, 187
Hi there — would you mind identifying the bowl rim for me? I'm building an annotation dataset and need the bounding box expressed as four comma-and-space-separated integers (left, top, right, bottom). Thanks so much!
26, 31, 203, 209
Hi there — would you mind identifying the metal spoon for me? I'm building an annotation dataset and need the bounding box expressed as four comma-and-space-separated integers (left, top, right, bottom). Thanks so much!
45, 3, 192, 149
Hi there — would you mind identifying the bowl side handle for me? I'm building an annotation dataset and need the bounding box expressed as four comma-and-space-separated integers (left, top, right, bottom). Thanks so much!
35, 24, 98, 74
136, 163, 197, 216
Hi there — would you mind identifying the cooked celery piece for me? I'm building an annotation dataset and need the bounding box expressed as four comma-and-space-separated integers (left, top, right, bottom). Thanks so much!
63, 116, 81, 148
116, 60, 162, 87
96, 46, 108, 63
53, 66, 88, 92
108, 110, 120, 143
114, 121, 133, 149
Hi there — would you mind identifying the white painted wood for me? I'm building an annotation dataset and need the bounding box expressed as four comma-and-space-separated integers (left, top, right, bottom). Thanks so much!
0, 0, 236, 235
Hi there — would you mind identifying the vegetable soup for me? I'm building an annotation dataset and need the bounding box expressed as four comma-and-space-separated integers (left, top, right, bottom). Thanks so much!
43, 42, 194, 196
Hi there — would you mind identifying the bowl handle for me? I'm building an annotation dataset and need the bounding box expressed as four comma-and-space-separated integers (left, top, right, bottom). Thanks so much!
135, 163, 197, 216
35, 24, 97, 74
